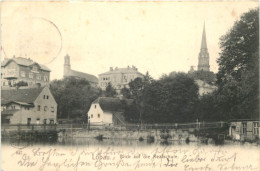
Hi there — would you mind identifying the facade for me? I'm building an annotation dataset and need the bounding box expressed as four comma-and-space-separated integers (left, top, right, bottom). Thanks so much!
87, 97, 133, 126
195, 80, 217, 96
229, 120, 260, 141
1, 87, 57, 125
197, 23, 210, 71
98, 66, 144, 92
63, 54, 98, 87
1, 56, 51, 88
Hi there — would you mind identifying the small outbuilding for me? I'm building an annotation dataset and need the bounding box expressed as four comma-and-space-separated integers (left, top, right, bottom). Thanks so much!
87, 97, 133, 126
229, 119, 259, 141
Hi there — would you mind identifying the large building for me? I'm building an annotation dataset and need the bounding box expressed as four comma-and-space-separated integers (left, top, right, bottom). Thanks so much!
63, 54, 98, 87
1, 86, 57, 125
1, 56, 51, 88
98, 66, 144, 92
197, 23, 210, 71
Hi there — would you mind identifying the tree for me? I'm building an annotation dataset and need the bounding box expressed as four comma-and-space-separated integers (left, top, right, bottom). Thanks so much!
120, 87, 131, 99
188, 70, 216, 85
126, 72, 199, 123
50, 77, 101, 120
216, 8, 259, 120
105, 82, 117, 97
128, 72, 153, 123
143, 73, 199, 123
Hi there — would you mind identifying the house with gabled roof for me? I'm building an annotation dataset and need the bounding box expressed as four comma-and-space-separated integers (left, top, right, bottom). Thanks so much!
1, 86, 57, 125
1, 56, 51, 88
87, 97, 133, 126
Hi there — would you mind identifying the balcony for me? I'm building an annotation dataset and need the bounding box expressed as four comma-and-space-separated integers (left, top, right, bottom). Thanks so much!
3, 69, 18, 79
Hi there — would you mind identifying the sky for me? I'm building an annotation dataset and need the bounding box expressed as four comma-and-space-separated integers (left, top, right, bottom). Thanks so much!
1, 1, 259, 81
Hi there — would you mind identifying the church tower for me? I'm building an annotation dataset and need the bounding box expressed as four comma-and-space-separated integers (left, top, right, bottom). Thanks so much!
64, 54, 71, 77
198, 23, 210, 71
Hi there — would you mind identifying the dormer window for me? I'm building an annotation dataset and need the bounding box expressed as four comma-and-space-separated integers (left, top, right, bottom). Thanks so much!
32, 65, 38, 72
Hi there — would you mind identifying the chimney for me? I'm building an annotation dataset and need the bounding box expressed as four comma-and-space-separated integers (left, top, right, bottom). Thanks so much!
127, 65, 130, 69
115, 67, 118, 70
13, 55, 15, 58
110, 67, 113, 71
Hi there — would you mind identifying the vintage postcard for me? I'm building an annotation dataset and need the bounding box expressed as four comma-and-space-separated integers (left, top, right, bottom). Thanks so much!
1, 1, 259, 171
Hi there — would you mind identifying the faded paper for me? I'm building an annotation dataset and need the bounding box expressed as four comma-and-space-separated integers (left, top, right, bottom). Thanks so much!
1, 1, 260, 171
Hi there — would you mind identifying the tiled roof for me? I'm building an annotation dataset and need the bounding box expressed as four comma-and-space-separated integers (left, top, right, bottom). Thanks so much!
67, 69, 98, 83
99, 67, 143, 76
1, 87, 44, 105
92, 97, 134, 112
1, 57, 51, 71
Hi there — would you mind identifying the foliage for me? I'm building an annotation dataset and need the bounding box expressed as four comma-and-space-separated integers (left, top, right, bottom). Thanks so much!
188, 70, 216, 85
125, 72, 199, 123
128, 72, 153, 123
215, 8, 259, 120
120, 87, 131, 99
14, 81, 28, 87
105, 82, 117, 97
143, 73, 199, 123
50, 77, 101, 120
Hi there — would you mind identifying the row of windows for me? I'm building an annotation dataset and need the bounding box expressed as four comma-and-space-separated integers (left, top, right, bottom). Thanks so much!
20, 71, 48, 81
37, 105, 55, 112
100, 75, 136, 82
89, 114, 100, 119
43, 95, 49, 99
27, 118, 54, 125
236, 122, 259, 135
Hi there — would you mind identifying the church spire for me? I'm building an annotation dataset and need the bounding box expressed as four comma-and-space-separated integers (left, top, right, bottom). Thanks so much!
201, 21, 207, 50
198, 22, 210, 71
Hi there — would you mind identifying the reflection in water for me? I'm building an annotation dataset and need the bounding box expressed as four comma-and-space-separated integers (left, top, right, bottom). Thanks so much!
2, 136, 200, 148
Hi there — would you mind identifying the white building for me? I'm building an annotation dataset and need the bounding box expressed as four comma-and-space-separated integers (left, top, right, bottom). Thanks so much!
87, 97, 133, 126
98, 66, 144, 93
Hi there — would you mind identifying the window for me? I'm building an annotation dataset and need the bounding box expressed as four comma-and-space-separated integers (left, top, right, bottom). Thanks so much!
27, 118, 31, 125
29, 73, 33, 79
43, 119, 47, 124
36, 75, 41, 80
50, 120, 54, 124
98, 114, 100, 118
44, 76, 48, 82
24, 106, 29, 110
32, 65, 38, 72
11, 105, 16, 110
44, 106, 47, 111
37, 105, 41, 111
21, 71, 25, 77
242, 123, 247, 134
43, 95, 45, 99
36, 118, 40, 124
235, 126, 240, 133
95, 105, 96, 109
51, 107, 54, 112
91, 114, 93, 118
253, 122, 259, 135
46, 96, 49, 99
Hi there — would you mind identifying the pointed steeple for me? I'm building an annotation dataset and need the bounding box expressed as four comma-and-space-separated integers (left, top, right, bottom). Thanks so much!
201, 21, 207, 50
198, 22, 210, 71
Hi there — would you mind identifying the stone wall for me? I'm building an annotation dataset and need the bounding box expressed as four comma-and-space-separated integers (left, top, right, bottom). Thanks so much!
60, 129, 198, 142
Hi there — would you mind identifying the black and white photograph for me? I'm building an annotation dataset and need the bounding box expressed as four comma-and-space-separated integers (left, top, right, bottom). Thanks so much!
1, 1, 259, 170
